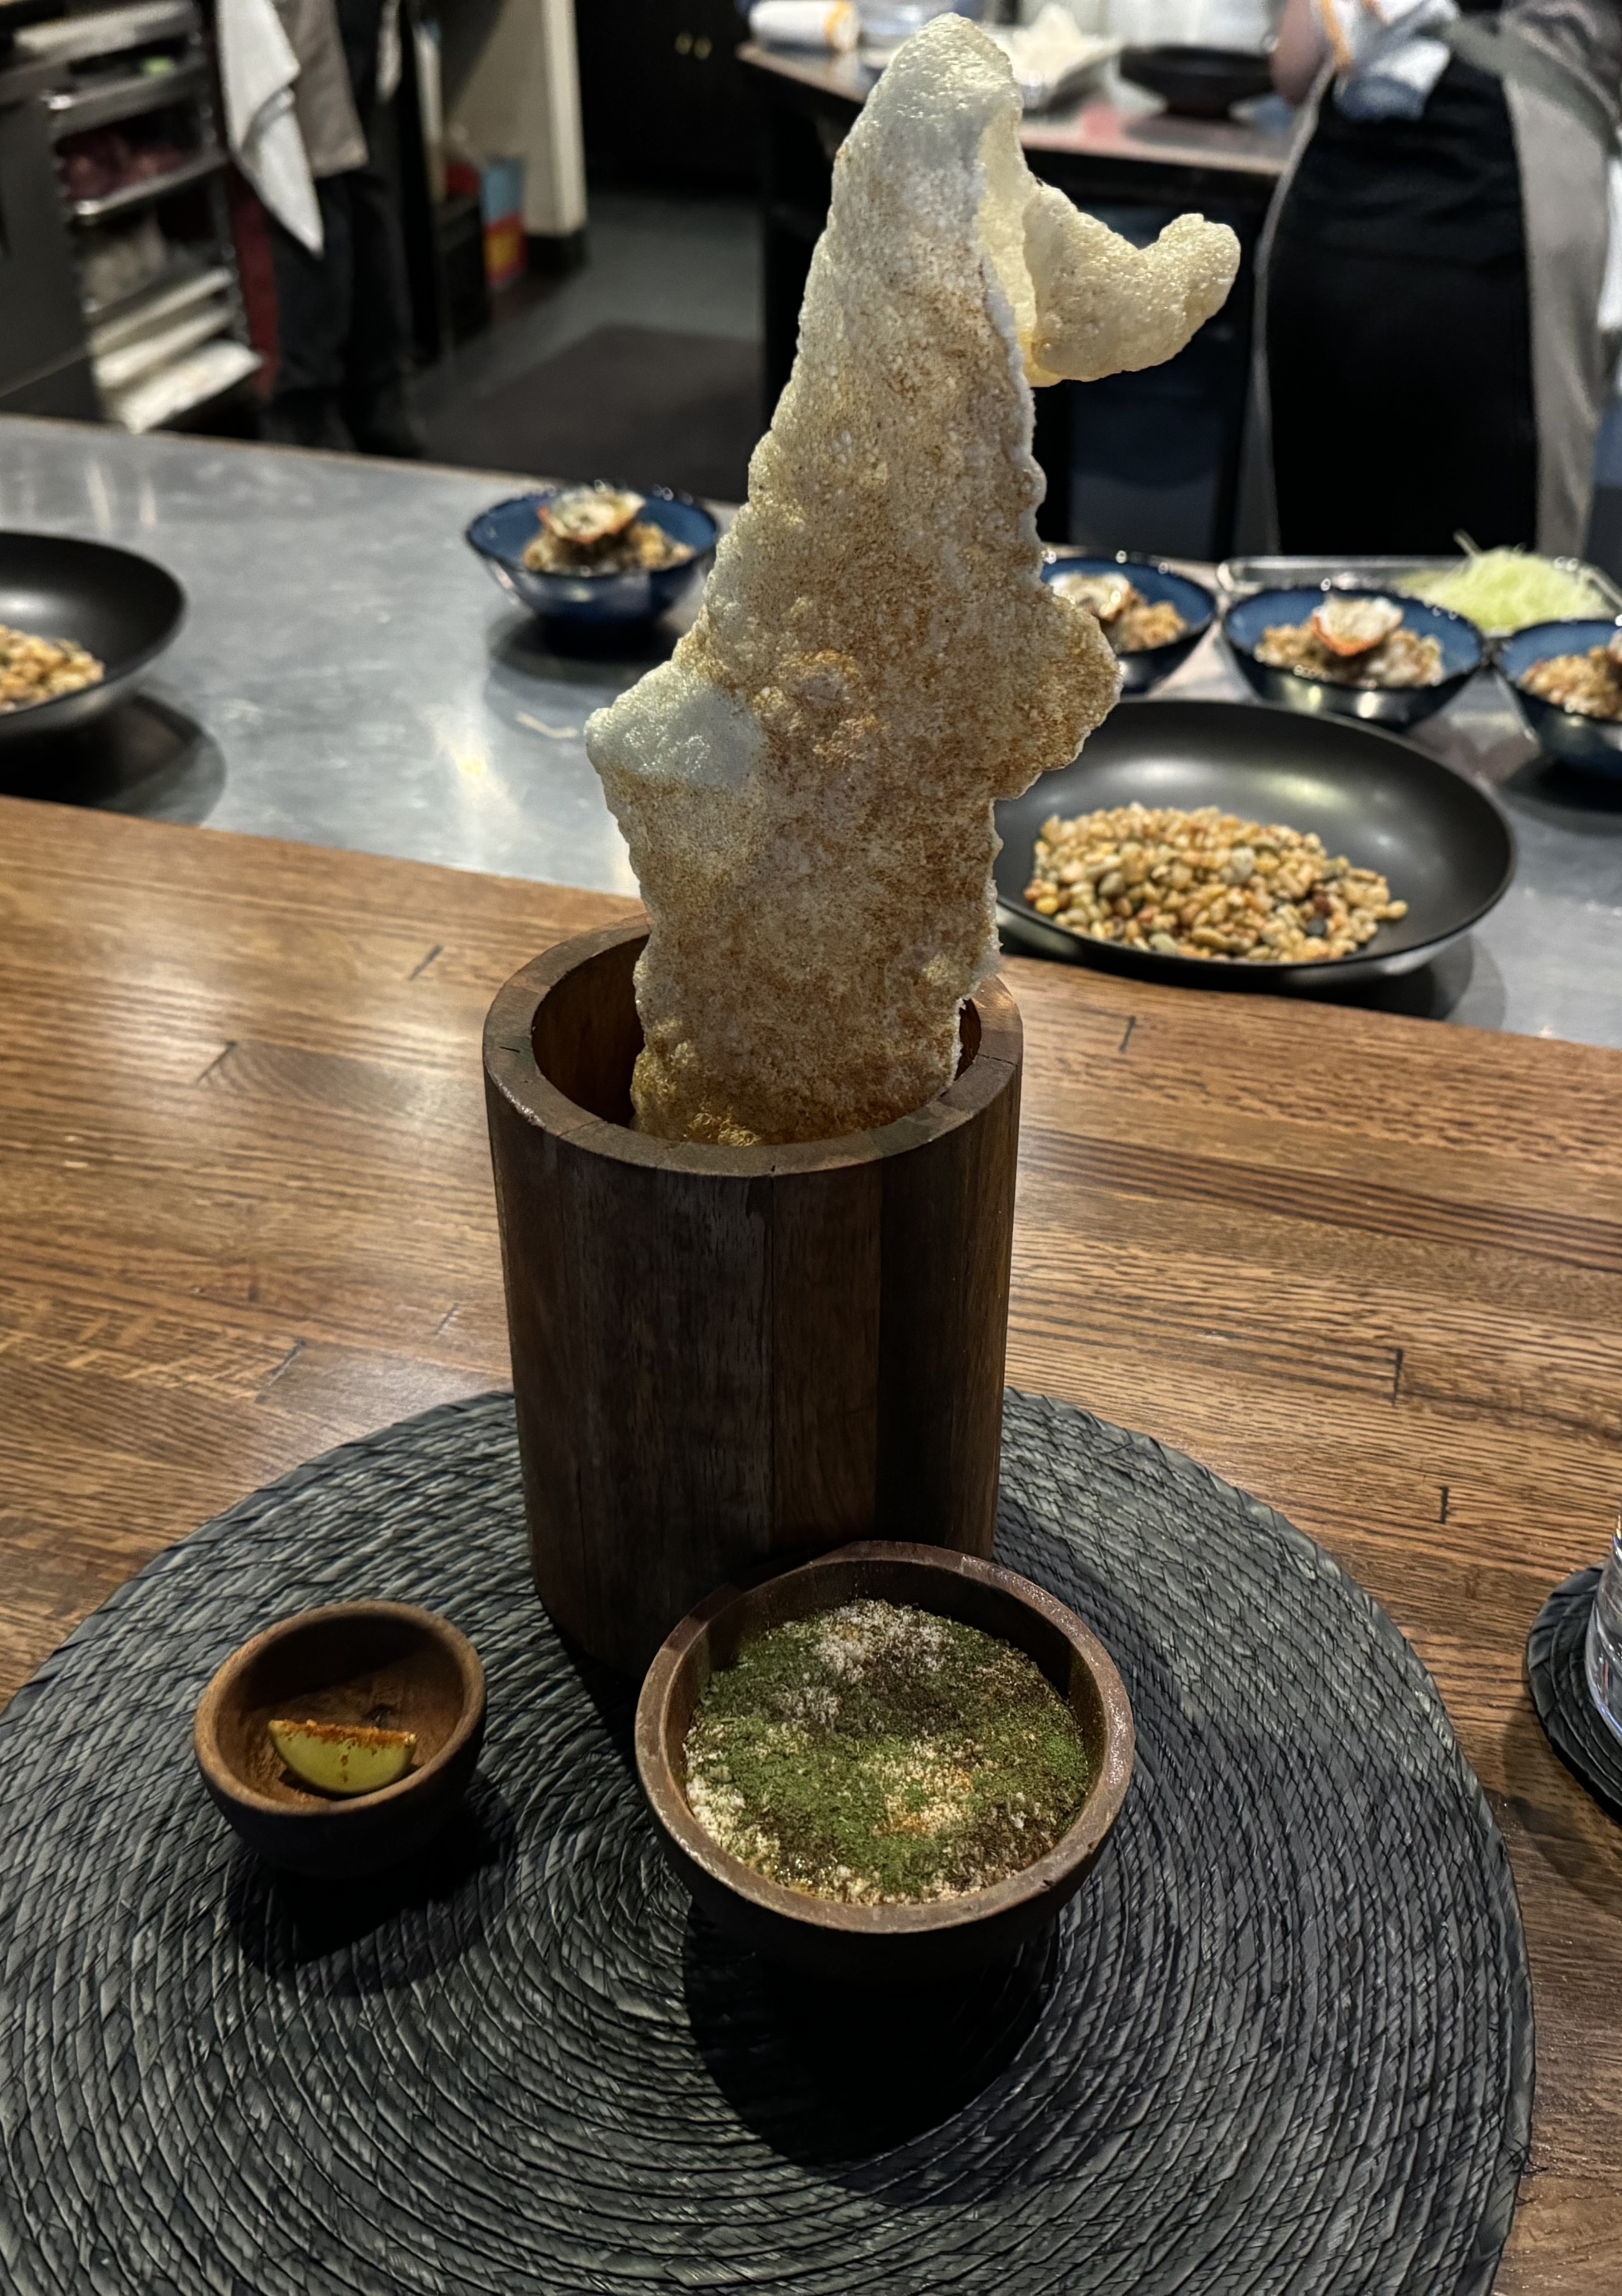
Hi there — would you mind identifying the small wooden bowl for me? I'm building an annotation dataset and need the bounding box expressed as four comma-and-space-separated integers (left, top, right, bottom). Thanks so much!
635, 1542, 1134, 1984
194, 1601, 486, 1878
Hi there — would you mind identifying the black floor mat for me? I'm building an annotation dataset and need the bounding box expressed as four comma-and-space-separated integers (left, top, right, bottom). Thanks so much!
421, 324, 764, 501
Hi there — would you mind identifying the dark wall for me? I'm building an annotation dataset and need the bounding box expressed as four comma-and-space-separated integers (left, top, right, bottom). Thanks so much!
575, 0, 757, 190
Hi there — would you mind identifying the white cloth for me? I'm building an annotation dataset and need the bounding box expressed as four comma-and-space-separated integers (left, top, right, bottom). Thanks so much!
217, 0, 323, 254
377, 0, 403, 102
1601, 153, 1622, 354
1317, 0, 1459, 123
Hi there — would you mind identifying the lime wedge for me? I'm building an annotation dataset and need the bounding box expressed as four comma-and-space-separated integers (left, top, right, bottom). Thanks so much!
268, 1718, 416, 1796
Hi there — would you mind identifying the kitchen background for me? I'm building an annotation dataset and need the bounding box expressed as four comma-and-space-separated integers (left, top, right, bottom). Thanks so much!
3, 0, 1618, 570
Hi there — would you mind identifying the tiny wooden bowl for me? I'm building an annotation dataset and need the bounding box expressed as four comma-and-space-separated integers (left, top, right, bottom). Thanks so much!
194, 1601, 487, 1878
635, 1542, 1134, 1985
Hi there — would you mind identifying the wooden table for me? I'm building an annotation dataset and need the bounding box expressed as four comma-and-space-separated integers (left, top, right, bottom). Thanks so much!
3, 792, 1619, 2289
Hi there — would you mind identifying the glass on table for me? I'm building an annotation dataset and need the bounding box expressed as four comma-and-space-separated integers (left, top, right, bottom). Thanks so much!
1586, 1503, 1622, 1746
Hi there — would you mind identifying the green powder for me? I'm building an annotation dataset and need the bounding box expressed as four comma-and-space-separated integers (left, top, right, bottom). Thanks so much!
683, 1599, 1092, 1905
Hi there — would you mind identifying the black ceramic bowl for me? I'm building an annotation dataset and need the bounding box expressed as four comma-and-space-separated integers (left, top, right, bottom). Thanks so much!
1496, 618, 1622, 775
465, 486, 717, 624
1223, 584, 1484, 730
994, 697, 1515, 992
0, 531, 184, 748
637, 1542, 1134, 1986
1042, 551, 1214, 694
1118, 44, 1275, 117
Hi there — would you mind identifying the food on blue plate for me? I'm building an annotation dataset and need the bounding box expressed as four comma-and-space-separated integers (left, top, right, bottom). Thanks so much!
1402, 547, 1607, 634
1519, 634, 1622, 721
1311, 595, 1402, 655
1048, 569, 1188, 653
523, 486, 698, 577
0, 622, 105, 713
269, 1717, 417, 1796
584, 16, 1238, 1143
1254, 597, 1442, 690
1024, 801, 1406, 962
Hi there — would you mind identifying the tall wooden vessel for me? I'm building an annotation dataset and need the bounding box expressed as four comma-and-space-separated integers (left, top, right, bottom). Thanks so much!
484, 921, 1023, 1673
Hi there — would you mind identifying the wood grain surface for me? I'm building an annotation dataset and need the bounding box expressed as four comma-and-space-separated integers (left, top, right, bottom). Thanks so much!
1, 792, 1618, 2289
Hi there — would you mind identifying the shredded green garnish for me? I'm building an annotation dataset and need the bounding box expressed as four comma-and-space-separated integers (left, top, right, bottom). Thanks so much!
1401, 548, 1608, 633
683, 1600, 1092, 1905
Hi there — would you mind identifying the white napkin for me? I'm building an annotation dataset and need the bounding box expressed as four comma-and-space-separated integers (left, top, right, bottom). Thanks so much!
217, 0, 324, 254
749, 2, 859, 50
1318, 0, 1459, 123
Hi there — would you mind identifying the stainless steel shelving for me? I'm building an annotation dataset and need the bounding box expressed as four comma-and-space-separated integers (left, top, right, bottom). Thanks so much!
18, 2, 199, 68
46, 55, 209, 139
20, 0, 258, 433
68, 141, 225, 222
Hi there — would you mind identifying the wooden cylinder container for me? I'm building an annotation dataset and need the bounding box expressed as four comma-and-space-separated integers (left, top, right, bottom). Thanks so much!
483, 921, 1023, 1674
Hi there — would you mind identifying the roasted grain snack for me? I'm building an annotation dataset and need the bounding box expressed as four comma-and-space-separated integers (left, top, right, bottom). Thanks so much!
586, 16, 1238, 1143
1025, 803, 1408, 963
0, 623, 104, 713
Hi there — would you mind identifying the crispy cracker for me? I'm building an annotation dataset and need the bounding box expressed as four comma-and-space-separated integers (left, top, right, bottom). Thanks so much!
587, 17, 1237, 1143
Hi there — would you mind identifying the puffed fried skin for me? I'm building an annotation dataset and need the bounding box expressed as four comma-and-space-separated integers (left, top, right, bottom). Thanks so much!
587, 16, 1238, 1145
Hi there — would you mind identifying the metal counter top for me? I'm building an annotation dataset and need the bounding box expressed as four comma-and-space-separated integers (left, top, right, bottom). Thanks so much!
737, 42, 1294, 182
2, 416, 1619, 1049
0, 417, 646, 899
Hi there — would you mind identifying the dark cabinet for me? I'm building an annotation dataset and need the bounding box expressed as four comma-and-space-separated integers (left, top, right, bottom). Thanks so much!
0, 54, 96, 416
576, 0, 757, 189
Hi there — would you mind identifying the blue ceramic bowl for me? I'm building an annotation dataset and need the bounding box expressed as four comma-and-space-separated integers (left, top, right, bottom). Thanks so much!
1496, 618, 1622, 774
1223, 586, 1484, 729
1042, 553, 1214, 694
465, 487, 717, 624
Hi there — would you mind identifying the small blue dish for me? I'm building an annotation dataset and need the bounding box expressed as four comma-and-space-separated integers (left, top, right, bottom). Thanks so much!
465, 487, 717, 625
1496, 618, 1622, 775
1041, 552, 1214, 694
1223, 586, 1483, 729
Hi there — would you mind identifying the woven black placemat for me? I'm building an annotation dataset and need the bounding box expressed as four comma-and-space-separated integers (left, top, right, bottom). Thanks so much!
1527, 1567, 1622, 1824
0, 1392, 1531, 2296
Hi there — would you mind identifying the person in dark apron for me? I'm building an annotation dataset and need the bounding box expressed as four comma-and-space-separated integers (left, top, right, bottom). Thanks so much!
261, 0, 422, 457
1259, 0, 1620, 556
